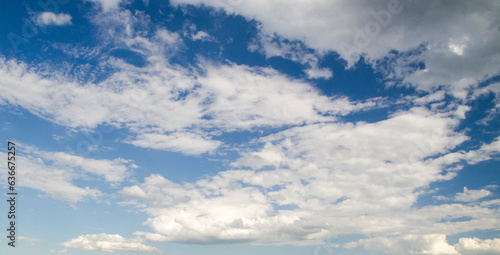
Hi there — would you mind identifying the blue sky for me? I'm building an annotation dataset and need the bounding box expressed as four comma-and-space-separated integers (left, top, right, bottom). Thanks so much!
1, 0, 500, 254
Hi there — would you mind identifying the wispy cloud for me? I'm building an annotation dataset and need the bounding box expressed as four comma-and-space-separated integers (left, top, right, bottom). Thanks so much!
346, 235, 500, 255
0, 9, 377, 155
62, 233, 161, 253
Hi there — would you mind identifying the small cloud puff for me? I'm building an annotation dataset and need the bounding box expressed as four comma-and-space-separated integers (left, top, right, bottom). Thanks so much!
455, 187, 492, 202
305, 66, 333, 79
88, 0, 123, 11
191, 31, 211, 41
36, 12, 72, 26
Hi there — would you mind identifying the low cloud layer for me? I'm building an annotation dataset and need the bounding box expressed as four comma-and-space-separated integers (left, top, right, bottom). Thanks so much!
62, 233, 161, 253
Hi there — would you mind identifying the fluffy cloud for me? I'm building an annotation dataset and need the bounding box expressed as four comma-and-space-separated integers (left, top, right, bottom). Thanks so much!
36, 12, 72, 26
455, 237, 500, 255
346, 235, 500, 255
62, 233, 161, 253
119, 107, 500, 245
130, 132, 222, 155
0, 9, 377, 155
124, 174, 288, 244
171, 0, 500, 96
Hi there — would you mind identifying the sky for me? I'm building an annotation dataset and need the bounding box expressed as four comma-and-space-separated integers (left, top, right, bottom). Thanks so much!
0, 0, 499, 254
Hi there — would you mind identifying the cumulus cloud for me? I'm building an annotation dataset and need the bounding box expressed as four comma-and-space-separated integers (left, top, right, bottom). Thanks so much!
248, 33, 333, 80
346, 235, 500, 255
62, 233, 161, 253
42, 152, 136, 183
120, 185, 147, 199
1, 3, 499, 254
171, 0, 500, 96
118, 107, 500, 245
455, 237, 500, 255
130, 132, 222, 155
304, 66, 333, 79
15, 155, 102, 205
36, 12, 72, 26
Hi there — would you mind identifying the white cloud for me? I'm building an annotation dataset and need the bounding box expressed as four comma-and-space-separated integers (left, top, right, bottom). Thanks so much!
118, 107, 500, 246
42, 152, 136, 182
171, 0, 500, 96
120, 185, 147, 199
453, 137, 500, 165
448, 36, 469, 56
123, 174, 281, 244
0, 145, 136, 204
1, 4, 499, 253
455, 187, 492, 202
62, 233, 161, 253
17, 154, 102, 205
36, 12, 72, 26
346, 234, 459, 255
455, 237, 500, 255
